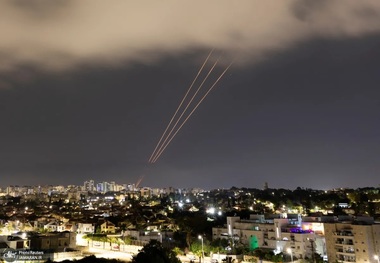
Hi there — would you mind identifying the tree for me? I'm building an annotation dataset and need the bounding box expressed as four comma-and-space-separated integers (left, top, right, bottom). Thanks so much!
172, 247, 184, 256
132, 240, 181, 263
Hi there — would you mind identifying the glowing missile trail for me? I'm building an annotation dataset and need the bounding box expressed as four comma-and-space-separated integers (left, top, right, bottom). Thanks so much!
147, 50, 214, 163
151, 61, 233, 163
149, 56, 221, 163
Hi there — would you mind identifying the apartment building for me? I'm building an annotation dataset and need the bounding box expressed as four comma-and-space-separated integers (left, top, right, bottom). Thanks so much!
213, 214, 320, 260
324, 219, 380, 263
214, 214, 380, 263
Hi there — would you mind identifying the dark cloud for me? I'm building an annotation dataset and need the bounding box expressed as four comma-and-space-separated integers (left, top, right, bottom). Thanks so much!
10, 0, 70, 18
292, 0, 330, 21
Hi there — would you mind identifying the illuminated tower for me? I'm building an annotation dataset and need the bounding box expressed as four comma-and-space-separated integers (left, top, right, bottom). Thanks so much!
84, 180, 95, 191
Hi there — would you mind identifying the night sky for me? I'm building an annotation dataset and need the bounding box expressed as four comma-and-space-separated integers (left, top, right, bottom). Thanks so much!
1, 1, 380, 190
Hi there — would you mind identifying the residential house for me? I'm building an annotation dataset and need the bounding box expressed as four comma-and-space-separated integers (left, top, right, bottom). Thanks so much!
100, 221, 116, 234
77, 223, 95, 234
0, 235, 29, 250
44, 220, 60, 232
29, 232, 76, 252
57, 222, 77, 232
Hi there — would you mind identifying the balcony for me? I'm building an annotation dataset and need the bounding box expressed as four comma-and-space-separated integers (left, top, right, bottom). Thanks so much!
335, 238, 354, 245
333, 231, 354, 237
337, 255, 356, 263
336, 250, 355, 256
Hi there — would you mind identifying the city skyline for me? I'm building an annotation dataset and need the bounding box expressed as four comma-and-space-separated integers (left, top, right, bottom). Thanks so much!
1, 1, 380, 190
1, 179, 379, 192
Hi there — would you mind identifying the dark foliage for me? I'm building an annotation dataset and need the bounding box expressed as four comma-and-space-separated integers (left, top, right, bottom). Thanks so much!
45, 255, 126, 263
132, 240, 181, 263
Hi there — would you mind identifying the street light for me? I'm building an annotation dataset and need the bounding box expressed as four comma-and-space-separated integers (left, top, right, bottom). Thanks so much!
287, 248, 294, 263
374, 255, 379, 263
198, 235, 204, 263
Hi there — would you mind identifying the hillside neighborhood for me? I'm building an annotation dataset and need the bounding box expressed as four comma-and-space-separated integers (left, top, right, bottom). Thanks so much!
1, 183, 380, 262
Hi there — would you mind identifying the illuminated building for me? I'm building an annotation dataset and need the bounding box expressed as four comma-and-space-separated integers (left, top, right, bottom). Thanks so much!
213, 214, 318, 259
324, 219, 380, 263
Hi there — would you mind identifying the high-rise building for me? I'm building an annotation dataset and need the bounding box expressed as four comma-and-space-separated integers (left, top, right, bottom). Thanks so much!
84, 180, 95, 191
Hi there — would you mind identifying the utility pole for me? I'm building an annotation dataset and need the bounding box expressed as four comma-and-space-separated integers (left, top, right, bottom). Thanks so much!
198, 235, 204, 263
